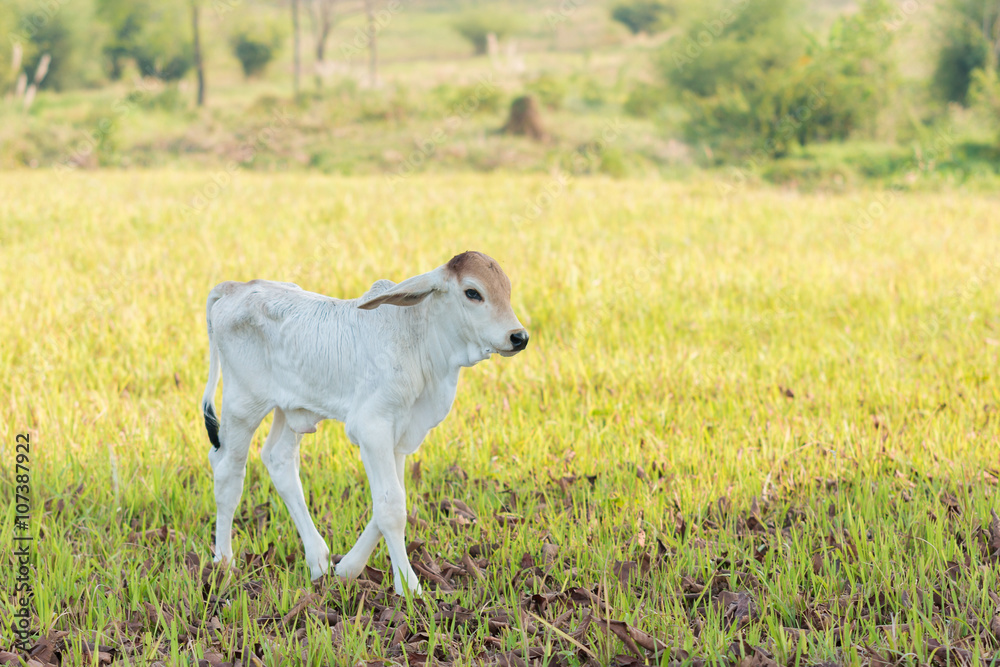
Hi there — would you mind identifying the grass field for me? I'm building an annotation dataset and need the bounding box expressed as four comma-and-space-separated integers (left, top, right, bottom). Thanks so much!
1, 172, 999, 666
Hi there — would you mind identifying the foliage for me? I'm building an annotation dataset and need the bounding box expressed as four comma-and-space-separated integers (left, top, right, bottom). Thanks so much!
660, 0, 807, 157
95, 0, 150, 80
451, 9, 523, 55
623, 81, 666, 117
133, 42, 193, 83
933, 14, 992, 105
0, 4, 18, 92
6, 0, 104, 91
661, 0, 897, 159
136, 85, 187, 112
800, 0, 897, 141
431, 82, 504, 115
610, 0, 675, 36
524, 73, 567, 110
134, 5, 193, 82
576, 73, 608, 108
229, 18, 285, 79
94, 0, 192, 82
357, 84, 417, 122
969, 67, 1000, 141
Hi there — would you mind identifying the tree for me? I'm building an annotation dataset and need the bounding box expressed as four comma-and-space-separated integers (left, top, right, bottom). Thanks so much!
3, 0, 104, 91
451, 10, 523, 55
933, 0, 999, 105
308, 0, 336, 88
969, 66, 1000, 143
610, 0, 674, 36
229, 19, 285, 79
137, 3, 194, 80
661, 0, 896, 158
365, 0, 378, 87
191, 0, 204, 106
96, 0, 194, 83
307, 0, 362, 89
0, 4, 19, 93
292, 0, 301, 95
310, 0, 339, 64
18, 11, 76, 90
95, 0, 150, 80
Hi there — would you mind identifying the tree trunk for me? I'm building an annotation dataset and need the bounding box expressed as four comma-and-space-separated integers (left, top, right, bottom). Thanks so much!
365, 0, 378, 88
312, 0, 331, 90
314, 13, 329, 90
292, 0, 301, 96
191, 0, 205, 107
316, 27, 328, 63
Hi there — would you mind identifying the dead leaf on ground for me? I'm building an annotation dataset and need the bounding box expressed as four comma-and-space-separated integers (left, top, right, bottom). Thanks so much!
926, 638, 973, 666
716, 591, 759, 629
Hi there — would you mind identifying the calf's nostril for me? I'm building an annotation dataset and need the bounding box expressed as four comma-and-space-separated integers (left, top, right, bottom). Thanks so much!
510, 331, 528, 351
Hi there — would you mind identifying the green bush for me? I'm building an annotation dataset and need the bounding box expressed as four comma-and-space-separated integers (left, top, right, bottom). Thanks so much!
969, 67, 1000, 142
524, 73, 568, 110
524, 73, 567, 110
451, 10, 523, 55
623, 82, 666, 117
661, 0, 896, 159
599, 146, 628, 177
96, 0, 148, 80
8, 1, 104, 91
577, 74, 608, 108
933, 19, 990, 105
134, 43, 193, 82
358, 85, 417, 122
432, 83, 504, 116
96, 0, 193, 82
0, 5, 18, 92
229, 20, 285, 79
933, 0, 999, 105
610, 0, 674, 36
137, 85, 186, 112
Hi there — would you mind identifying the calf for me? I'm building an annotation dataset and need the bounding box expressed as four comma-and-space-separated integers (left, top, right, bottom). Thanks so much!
201, 251, 528, 594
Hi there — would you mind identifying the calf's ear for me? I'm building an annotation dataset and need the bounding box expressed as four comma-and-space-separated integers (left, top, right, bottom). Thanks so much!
358, 268, 445, 309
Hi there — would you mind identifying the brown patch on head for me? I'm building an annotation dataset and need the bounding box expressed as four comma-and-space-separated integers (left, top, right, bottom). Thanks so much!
446, 251, 512, 305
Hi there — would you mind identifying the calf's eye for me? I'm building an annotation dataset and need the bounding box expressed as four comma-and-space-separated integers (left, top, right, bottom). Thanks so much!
465, 289, 482, 302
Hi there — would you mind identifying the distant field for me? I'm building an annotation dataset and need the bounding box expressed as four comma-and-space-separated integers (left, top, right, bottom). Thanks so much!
1, 172, 999, 665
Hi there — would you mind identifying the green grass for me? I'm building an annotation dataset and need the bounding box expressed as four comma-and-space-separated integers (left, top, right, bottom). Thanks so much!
1, 172, 999, 665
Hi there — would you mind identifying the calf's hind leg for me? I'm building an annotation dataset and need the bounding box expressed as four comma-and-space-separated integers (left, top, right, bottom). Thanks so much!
261, 408, 330, 580
209, 402, 265, 566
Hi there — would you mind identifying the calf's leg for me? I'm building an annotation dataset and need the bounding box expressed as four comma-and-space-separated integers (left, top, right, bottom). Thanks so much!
261, 408, 330, 580
342, 419, 420, 595
209, 402, 264, 566
336, 451, 409, 581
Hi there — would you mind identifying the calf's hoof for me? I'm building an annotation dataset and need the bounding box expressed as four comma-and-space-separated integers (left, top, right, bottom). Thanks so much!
334, 557, 365, 580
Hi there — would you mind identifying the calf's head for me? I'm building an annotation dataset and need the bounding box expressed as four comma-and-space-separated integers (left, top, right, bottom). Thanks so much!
359, 251, 528, 359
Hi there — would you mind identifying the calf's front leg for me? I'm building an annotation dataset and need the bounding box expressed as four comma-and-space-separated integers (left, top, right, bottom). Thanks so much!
336, 452, 410, 581
345, 421, 420, 595
335, 516, 381, 579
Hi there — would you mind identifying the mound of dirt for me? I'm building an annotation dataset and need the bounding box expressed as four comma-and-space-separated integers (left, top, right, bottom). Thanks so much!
501, 95, 547, 142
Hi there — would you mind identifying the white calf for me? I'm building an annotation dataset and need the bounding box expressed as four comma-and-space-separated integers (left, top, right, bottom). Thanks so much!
201, 251, 528, 594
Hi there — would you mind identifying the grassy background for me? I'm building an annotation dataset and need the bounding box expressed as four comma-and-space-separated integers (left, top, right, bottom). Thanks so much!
4, 0, 999, 186
1, 172, 999, 664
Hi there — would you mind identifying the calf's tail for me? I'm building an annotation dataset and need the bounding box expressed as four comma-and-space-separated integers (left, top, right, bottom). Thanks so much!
202, 286, 225, 449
